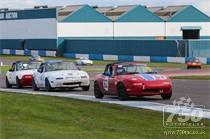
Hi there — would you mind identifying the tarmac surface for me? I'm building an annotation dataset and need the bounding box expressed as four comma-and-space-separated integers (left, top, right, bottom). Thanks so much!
0, 57, 209, 109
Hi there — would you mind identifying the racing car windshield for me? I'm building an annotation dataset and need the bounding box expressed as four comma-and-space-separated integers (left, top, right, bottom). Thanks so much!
117, 65, 154, 75
188, 58, 199, 62
16, 62, 41, 71
45, 62, 77, 72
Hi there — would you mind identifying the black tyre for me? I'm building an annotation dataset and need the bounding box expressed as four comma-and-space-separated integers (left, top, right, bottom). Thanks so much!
32, 78, 39, 91
94, 82, 104, 98
117, 83, 128, 101
82, 85, 90, 91
5, 77, 12, 88
45, 78, 53, 92
161, 90, 172, 100
16, 77, 23, 88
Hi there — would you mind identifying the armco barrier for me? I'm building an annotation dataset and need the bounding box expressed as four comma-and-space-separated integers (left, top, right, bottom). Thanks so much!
0, 49, 56, 57
1, 50, 209, 64
64, 53, 210, 64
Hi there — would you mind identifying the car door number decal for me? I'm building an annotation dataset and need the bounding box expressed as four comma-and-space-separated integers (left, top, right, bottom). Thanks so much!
103, 77, 109, 91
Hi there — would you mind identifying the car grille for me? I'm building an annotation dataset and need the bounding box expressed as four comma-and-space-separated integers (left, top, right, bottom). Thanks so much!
63, 82, 81, 85
143, 89, 162, 93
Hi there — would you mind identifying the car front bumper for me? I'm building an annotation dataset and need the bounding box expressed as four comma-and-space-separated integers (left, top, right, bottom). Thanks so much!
50, 78, 90, 88
126, 81, 172, 96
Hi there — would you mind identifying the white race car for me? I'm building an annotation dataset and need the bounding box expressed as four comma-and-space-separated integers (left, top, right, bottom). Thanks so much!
6, 61, 41, 88
29, 55, 44, 62
75, 57, 93, 65
32, 60, 90, 91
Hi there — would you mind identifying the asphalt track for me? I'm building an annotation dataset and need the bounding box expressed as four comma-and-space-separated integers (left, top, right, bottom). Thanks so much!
0, 79, 209, 109
0, 58, 209, 109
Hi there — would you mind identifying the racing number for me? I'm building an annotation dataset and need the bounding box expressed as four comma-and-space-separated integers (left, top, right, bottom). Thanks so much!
103, 77, 109, 91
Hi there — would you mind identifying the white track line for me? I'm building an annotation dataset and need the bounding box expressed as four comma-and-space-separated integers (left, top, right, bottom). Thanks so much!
0, 88, 210, 119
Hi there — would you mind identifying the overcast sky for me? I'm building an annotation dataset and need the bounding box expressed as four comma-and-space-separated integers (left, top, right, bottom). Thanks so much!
0, 0, 209, 16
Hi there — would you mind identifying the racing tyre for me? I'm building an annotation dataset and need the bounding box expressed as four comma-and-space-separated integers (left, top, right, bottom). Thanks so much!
45, 78, 53, 92
94, 82, 104, 98
161, 90, 172, 100
117, 83, 128, 101
32, 78, 39, 91
82, 85, 90, 91
6, 77, 12, 88
16, 77, 23, 88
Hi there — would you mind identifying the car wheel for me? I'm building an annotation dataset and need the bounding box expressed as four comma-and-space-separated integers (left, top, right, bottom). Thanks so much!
45, 78, 53, 92
82, 85, 90, 91
187, 66, 190, 69
32, 78, 39, 91
94, 82, 104, 98
16, 77, 23, 88
117, 83, 128, 101
161, 90, 172, 100
5, 77, 12, 88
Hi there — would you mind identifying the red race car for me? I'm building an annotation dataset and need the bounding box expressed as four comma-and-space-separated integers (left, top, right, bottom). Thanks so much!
94, 62, 172, 101
186, 57, 202, 69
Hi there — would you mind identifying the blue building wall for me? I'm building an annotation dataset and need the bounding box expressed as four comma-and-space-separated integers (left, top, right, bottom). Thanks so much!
0, 39, 57, 50
0, 8, 57, 20
63, 40, 187, 57
0, 8, 57, 50
188, 40, 210, 57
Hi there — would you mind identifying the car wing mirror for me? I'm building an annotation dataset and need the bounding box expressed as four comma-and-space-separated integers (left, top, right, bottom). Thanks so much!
103, 72, 111, 76
151, 69, 158, 74
9, 69, 14, 72
37, 69, 42, 73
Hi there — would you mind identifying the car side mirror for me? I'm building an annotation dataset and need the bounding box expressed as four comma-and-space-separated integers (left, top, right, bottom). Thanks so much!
9, 69, 14, 72
153, 70, 158, 74
37, 68, 42, 73
103, 72, 111, 76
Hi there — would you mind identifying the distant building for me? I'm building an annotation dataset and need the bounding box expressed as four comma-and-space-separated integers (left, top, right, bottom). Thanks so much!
0, 4, 209, 58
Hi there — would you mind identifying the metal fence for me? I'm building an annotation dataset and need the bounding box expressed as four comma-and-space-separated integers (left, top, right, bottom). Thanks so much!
188, 40, 210, 57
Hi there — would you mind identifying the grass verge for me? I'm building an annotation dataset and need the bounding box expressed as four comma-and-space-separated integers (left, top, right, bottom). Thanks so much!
171, 76, 210, 80
0, 92, 209, 139
0, 66, 10, 75
1, 55, 210, 68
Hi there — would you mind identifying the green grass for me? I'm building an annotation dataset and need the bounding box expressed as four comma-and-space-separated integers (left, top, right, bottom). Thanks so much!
171, 76, 210, 80
0, 92, 209, 139
82, 68, 104, 72
0, 65, 10, 75
0, 55, 110, 66
1, 54, 210, 68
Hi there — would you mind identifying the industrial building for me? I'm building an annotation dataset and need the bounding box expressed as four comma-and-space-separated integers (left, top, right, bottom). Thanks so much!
0, 4, 210, 63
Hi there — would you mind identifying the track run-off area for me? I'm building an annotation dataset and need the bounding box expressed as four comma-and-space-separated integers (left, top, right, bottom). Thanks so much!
0, 55, 210, 119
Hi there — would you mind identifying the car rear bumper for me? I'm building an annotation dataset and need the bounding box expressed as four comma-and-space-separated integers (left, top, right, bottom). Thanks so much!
21, 75, 33, 86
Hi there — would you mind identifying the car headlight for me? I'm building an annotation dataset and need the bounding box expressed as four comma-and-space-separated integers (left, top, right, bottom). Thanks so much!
81, 76, 88, 78
131, 78, 138, 81
56, 77, 64, 80
133, 83, 143, 86
163, 82, 171, 85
